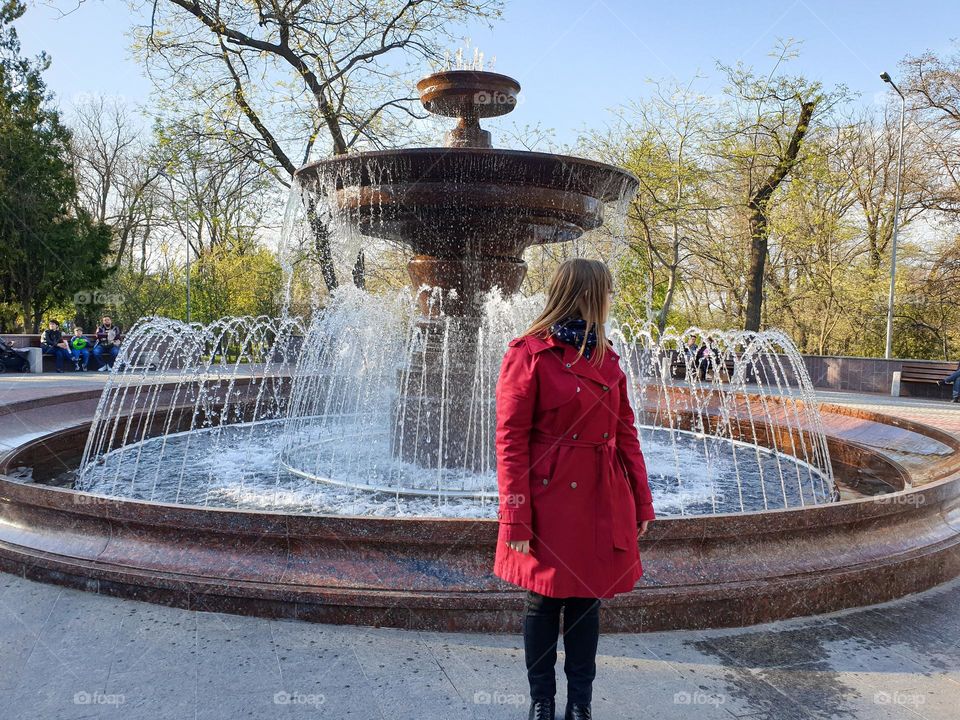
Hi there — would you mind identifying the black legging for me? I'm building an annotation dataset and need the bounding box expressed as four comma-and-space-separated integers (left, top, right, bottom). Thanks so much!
524, 590, 600, 705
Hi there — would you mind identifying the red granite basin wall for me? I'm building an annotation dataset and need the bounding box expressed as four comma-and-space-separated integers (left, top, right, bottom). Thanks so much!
0, 389, 958, 632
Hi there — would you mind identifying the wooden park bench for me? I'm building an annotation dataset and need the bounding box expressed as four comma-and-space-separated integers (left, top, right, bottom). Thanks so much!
896, 361, 959, 399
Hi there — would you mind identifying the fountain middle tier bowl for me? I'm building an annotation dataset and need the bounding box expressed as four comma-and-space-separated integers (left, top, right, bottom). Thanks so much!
294, 147, 639, 256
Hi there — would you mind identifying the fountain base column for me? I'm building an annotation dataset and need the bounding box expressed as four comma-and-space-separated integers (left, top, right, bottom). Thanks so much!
390, 255, 527, 472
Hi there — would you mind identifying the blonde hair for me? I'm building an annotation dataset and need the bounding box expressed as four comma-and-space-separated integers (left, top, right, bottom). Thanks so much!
522, 258, 613, 364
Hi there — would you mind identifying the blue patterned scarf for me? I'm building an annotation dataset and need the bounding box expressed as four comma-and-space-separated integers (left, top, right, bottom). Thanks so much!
549, 317, 598, 359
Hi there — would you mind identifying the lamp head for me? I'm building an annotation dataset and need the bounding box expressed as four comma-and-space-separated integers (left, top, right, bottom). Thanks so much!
880, 72, 892, 83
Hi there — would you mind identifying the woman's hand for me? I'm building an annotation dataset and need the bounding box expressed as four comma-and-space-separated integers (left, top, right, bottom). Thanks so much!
506, 540, 530, 554
637, 521, 651, 538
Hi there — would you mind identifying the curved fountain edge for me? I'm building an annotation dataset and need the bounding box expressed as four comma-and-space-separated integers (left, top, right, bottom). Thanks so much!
0, 389, 958, 632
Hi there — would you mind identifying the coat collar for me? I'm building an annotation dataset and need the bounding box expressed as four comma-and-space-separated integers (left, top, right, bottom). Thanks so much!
519, 332, 621, 386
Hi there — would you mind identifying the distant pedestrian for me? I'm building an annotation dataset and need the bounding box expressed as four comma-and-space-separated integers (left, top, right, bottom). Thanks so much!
40, 320, 71, 373
70, 328, 92, 371
695, 340, 721, 381
672, 337, 700, 379
940, 360, 960, 403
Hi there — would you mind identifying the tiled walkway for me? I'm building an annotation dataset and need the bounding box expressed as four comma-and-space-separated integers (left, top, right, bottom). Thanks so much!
817, 389, 960, 436
0, 571, 957, 719
0, 371, 109, 406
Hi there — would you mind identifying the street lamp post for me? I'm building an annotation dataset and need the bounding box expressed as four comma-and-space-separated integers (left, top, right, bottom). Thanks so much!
880, 71, 905, 360
185, 239, 192, 324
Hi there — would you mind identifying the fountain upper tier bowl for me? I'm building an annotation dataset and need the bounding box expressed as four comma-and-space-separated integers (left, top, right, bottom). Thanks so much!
415, 70, 521, 119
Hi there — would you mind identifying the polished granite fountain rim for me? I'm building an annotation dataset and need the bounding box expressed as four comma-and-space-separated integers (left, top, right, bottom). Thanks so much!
1, 387, 958, 632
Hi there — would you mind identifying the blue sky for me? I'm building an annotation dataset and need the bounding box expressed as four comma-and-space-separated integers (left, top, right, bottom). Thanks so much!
16, 0, 959, 147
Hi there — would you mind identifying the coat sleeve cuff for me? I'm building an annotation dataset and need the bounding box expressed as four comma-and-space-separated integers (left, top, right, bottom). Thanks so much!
497, 506, 530, 524
498, 521, 533, 542
636, 501, 655, 522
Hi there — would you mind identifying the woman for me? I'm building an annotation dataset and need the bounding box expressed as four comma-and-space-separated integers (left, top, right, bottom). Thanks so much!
494, 258, 655, 720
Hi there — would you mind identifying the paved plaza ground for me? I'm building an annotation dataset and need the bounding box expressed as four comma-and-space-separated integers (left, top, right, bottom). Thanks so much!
1, 571, 957, 719
1, 374, 959, 719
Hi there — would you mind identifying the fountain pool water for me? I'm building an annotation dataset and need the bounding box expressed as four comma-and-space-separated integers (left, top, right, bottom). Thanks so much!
76, 420, 828, 517
74, 290, 835, 517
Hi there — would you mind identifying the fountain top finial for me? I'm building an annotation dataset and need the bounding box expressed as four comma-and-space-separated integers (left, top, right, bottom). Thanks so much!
416, 70, 521, 149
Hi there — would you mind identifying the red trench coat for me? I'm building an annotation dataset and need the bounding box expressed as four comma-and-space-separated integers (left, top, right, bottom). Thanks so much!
492, 332, 655, 599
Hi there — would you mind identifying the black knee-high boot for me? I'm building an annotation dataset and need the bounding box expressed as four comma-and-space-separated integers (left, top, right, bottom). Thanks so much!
561, 597, 600, 706
524, 590, 563, 701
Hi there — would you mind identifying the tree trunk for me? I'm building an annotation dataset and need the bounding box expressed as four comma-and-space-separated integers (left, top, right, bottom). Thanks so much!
743, 99, 817, 332
351, 250, 366, 291
307, 200, 338, 293
20, 299, 31, 334
656, 263, 678, 335
744, 209, 768, 332
656, 176, 683, 334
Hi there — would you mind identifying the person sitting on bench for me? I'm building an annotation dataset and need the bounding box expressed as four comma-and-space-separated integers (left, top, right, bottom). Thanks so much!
939, 360, 960, 403
93, 316, 123, 371
40, 320, 71, 373
70, 327, 92, 372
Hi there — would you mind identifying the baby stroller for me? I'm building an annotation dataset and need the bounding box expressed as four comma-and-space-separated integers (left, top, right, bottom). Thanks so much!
0, 338, 30, 373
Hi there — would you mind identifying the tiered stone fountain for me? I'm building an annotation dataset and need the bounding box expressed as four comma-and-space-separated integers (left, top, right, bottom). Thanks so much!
293, 70, 637, 469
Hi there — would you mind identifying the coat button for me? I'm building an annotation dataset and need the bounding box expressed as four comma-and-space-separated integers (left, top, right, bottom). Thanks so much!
602, 385, 609, 391
572, 433, 578, 440
576, 387, 581, 392
565, 362, 572, 368
570, 482, 578, 489
542, 478, 549, 485
603, 432, 609, 438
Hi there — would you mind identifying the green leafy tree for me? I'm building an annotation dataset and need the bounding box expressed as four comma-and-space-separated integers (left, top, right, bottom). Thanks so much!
0, 0, 111, 331
711, 45, 826, 332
